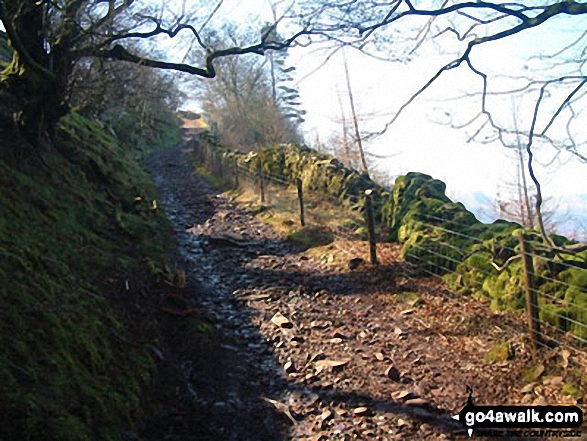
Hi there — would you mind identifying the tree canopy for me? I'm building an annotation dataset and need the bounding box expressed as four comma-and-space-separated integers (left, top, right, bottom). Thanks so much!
1, 1, 586, 144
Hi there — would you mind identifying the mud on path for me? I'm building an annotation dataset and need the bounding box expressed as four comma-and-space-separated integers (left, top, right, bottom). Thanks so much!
140, 145, 576, 440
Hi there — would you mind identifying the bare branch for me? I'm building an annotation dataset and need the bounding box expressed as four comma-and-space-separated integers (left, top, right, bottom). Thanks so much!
540, 78, 587, 137
99, 26, 315, 79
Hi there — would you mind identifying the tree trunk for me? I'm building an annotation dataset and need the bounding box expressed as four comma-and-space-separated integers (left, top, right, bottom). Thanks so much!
0, 1, 66, 145
342, 50, 369, 176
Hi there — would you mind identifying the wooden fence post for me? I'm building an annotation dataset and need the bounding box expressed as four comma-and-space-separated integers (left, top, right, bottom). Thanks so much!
233, 157, 239, 189
364, 190, 378, 265
207, 146, 212, 171
519, 233, 541, 353
259, 160, 266, 204
296, 178, 306, 227
219, 153, 224, 180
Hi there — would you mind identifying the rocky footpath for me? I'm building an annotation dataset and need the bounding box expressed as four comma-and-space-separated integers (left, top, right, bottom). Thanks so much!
143, 145, 582, 440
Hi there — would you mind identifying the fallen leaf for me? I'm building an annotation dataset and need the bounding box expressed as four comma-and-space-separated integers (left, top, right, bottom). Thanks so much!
320, 409, 333, 421
284, 361, 296, 373
314, 358, 351, 370
262, 397, 297, 424
405, 398, 429, 407
310, 320, 330, 330
238, 292, 272, 301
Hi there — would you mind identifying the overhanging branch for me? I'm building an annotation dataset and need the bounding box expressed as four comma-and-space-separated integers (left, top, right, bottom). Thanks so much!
98, 26, 315, 79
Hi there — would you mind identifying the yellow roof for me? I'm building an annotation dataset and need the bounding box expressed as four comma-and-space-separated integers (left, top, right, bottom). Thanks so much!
181, 118, 210, 130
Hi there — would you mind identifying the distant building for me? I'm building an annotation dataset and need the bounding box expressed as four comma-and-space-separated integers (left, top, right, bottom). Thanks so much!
180, 112, 210, 140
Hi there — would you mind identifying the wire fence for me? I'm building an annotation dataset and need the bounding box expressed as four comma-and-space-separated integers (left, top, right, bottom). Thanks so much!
194, 139, 375, 251
193, 138, 587, 371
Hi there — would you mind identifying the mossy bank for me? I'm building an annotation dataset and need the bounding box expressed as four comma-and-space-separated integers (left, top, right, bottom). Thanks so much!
0, 112, 176, 439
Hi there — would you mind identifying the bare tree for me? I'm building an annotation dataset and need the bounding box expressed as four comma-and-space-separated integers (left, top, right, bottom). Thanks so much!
195, 24, 301, 149
0, 0, 313, 144
494, 153, 561, 235
342, 49, 369, 176
335, 84, 354, 169
69, 55, 182, 150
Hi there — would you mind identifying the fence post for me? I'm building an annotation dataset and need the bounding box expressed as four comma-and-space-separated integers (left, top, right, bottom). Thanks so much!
519, 233, 541, 353
364, 190, 378, 265
258, 160, 266, 204
219, 153, 224, 181
296, 178, 306, 227
206, 146, 214, 173
233, 157, 239, 189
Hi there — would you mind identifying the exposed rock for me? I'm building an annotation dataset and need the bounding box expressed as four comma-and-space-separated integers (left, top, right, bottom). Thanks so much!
385, 366, 401, 381
271, 312, 293, 329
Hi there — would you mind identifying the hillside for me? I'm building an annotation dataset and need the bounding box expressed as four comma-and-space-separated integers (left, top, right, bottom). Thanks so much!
1, 114, 585, 439
0, 111, 175, 439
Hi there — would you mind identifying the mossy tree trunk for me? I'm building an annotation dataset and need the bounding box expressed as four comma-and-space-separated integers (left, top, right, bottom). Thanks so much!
0, 0, 68, 145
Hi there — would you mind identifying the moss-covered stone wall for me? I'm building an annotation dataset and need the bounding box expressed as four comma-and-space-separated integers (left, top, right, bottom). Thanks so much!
207, 140, 586, 343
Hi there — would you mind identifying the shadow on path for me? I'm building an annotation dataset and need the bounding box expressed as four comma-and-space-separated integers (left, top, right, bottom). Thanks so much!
139, 144, 472, 440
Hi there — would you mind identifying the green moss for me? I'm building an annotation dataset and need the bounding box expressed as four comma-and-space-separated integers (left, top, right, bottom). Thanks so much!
539, 302, 569, 332
523, 364, 546, 383
287, 225, 334, 250
485, 341, 512, 363
561, 383, 583, 398
401, 233, 464, 274
214, 143, 382, 210
0, 112, 173, 439
564, 286, 587, 341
